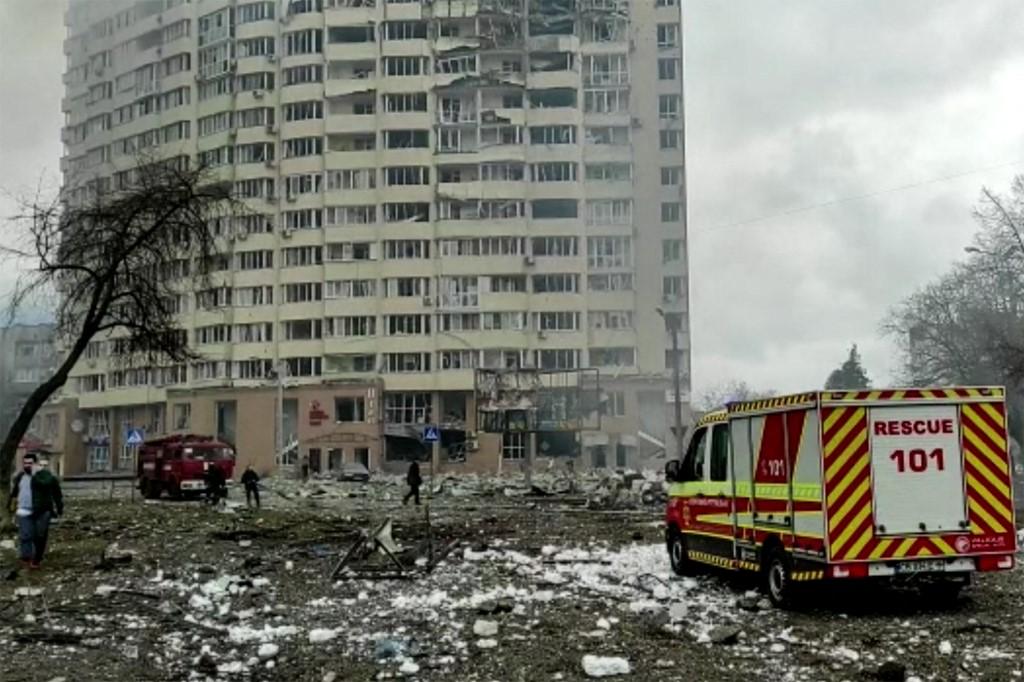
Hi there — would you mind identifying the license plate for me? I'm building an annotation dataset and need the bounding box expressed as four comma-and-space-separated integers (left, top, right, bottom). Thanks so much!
895, 559, 946, 574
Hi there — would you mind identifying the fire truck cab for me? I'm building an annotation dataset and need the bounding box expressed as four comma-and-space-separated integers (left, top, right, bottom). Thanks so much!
665, 387, 1018, 607
137, 434, 236, 500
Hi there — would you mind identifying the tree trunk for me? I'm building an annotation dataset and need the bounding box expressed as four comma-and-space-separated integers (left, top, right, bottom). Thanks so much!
0, 337, 91, 529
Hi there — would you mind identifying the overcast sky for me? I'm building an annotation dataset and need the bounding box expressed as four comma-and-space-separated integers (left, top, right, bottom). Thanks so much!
2, 0, 1023, 396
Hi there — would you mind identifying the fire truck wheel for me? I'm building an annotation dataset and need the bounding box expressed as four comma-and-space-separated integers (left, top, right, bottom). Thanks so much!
141, 479, 160, 500
667, 531, 693, 576
764, 547, 794, 608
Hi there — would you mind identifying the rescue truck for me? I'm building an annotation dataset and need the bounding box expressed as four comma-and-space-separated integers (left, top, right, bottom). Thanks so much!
665, 387, 1018, 606
137, 434, 236, 499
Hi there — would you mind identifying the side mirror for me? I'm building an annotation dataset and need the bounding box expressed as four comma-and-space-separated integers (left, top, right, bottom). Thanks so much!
665, 460, 680, 483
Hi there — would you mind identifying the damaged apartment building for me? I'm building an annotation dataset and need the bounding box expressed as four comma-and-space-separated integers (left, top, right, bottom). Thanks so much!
54, 0, 691, 476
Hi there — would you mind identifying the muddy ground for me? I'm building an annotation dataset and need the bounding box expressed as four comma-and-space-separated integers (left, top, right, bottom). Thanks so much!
1, 480, 1022, 682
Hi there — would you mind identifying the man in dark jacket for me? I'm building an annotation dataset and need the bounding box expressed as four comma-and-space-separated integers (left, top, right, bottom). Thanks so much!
240, 464, 260, 509
8, 453, 64, 569
403, 459, 422, 506
204, 464, 227, 507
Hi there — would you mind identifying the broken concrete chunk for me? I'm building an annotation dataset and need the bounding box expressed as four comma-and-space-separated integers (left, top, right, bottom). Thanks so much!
708, 625, 742, 645
581, 655, 631, 677
473, 620, 500, 637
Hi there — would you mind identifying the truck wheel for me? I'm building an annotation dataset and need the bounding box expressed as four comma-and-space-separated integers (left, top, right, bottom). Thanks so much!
763, 547, 795, 608
142, 479, 160, 500
667, 530, 693, 576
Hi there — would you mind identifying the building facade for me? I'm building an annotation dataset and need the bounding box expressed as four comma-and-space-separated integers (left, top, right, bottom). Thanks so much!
60, 0, 692, 476
0, 325, 59, 467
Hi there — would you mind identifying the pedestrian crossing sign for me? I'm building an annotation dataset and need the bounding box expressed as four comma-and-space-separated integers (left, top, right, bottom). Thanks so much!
126, 428, 145, 446
422, 426, 440, 443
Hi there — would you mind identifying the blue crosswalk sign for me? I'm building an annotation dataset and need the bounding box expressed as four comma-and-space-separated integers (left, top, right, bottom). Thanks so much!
126, 428, 145, 446
422, 426, 440, 443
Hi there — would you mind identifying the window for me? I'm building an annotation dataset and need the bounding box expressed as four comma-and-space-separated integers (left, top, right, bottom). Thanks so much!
384, 93, 428, 112
282, 209, 324, 230
385, 393, 431, 424
588, 273, 633, 292
658, 57, 679, 80
438, 313, 480, 332
657, 23, 679, 48
585, 163, 632, 182
532, 237, 578, 257
605, 391, 626, 417
585, 126, 629, 145
284, 357, 323, 377
283, 246, 324, 267
659, 94, 681, 120
663, 240, 683, 263
385, 277, 428, 296
384, 129, 429, 149
529, 125, 576, 145
531, 162, 577, 182
532, 274, 578, 293
385, 56, 427, 76
663, 276, 683, 299
587, 237, 632, 268
236, 2, 275, 25
236, 107, 274, 128
329, 25, 375, 43
657, 0, 677, 5
709, 424, 730, 482
284, 173, 323, 196
325, 279, 376, 298
489, 275, 527, 293
234, 250, 273, 271
502, 432, 526, 460
661, 202, 682, 222
327, 316, 376, 337
584, 88, 629, 114
288, 0, 324, 13
282, 282, 323, 303
283, 64, 323, 86
234, 178, 275, 199
384, 353, 431, 373
589, 310, 633, 330
284, 137, 323, 158
439, 349, 479, 370
436, 54, 476, 74
481, 312, 527, 331
283, 319, 323, 340
325, 241, 373, 261
325, 206, 377, 225
173, 403, 192, 431
535, 349, 579, 370
535, 312, 579, 332
385, 240, 430, 259
480, 163, 524, 181
586, 199, 632, 226
532, 199, 577, 219
384, 203, 430, 223
681, 427, 707, 482
659, 130, 681, 149
386, 314, 431, 336
590, 347, 635, 367
326, 168, 376, 190
329, 354, 376, 374
284, 101, 323, 121
235, 142, 274, 164
336, 397, 367, 423
385, 166, 430, 186
237, 37, 275, 58
385, 21, 427, 40
234, 322, 273, 342
285, 29, 323, 55
661, 166, 682, 185
237, 72, 275, 92
199, 111, 233, 137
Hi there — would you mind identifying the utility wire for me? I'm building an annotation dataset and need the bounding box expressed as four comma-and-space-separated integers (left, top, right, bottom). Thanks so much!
692, 158, 1024, 233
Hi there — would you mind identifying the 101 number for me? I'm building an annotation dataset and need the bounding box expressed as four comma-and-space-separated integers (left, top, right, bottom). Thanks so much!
890, 448, 944, 473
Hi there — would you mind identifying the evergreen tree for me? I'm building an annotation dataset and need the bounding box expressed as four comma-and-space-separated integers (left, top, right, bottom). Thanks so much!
825, 344, 872, 390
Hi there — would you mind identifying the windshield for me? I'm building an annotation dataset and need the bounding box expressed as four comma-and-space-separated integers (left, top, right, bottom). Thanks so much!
183, 447, 235, 461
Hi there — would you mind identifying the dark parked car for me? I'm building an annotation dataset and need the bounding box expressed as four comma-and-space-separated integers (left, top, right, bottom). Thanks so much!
335, 462, 370, 483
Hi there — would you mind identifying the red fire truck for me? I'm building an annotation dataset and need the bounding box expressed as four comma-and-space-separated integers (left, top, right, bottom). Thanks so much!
665, 387, 1018, 607
137, 434, 236, 499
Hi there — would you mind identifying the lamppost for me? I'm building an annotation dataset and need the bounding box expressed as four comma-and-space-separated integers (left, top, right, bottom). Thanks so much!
656, 307, 685, 461
266, 360, 288, 470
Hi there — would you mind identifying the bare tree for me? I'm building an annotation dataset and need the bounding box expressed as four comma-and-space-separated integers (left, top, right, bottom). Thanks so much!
0, 158, 238, 523
696, 380, 776, 413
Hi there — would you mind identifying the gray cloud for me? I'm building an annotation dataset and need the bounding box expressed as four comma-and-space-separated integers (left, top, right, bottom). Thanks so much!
685, 0, 1024, 393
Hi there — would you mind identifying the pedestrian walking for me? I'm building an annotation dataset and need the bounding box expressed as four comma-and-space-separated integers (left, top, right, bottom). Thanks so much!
403, 459, 422, 506
241, 464, 261, 509
8, 453, 64, 569
204, 464, 227, 508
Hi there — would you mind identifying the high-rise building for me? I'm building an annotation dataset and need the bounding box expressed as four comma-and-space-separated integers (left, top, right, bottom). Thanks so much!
59, 0, 691, 476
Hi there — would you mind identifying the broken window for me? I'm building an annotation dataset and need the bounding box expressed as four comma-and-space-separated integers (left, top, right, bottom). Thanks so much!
328, 353, 377, 373
283, 319, 323, 341
436, 54, 478, 75
328, 25, 375, 43
528, 88, 576, 108
529, 52, 574, 72
384, 203, 430, 222
335, 397, 367, 423
534, 349, 579, 370
532, 199, 578, 219
502, 432, 526, 460
590, 347, 635, 367
528, 0, 575, 36
384, 129, 429, 149
385, 393, 431, 424
585, 126, 629, 145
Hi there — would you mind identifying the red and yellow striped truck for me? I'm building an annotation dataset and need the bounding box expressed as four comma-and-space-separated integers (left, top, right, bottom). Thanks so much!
664, 387, 1018, 606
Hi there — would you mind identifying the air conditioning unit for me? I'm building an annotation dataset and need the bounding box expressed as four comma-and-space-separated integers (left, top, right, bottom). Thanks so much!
253, 90, 264, 99
524, 255, 535, 266
282, 228, 294, 239
422, 296, 433, 307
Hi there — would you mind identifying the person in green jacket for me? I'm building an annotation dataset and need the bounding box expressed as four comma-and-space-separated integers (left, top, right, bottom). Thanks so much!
8, 453, 64, 569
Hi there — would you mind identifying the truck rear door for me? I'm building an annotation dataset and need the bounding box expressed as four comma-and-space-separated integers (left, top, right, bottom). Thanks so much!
822, 389, 1016, 565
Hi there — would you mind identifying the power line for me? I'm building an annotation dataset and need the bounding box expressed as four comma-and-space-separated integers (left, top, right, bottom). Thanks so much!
692, 158, 1024, 233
